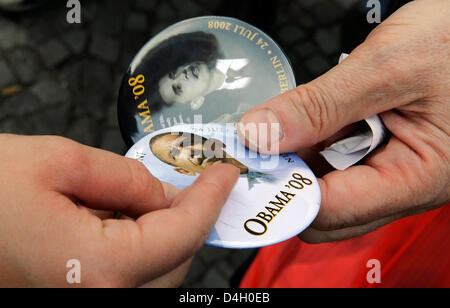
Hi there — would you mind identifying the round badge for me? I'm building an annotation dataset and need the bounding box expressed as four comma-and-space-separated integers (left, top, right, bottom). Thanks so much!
118, 16, 296, 148
126, 124, 321, 249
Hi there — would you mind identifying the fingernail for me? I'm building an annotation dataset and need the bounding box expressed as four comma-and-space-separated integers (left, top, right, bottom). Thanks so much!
238, 109, 284, 153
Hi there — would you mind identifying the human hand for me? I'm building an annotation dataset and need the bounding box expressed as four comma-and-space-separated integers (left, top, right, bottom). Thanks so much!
237, 0, 449, 243
0, 134, 239, 287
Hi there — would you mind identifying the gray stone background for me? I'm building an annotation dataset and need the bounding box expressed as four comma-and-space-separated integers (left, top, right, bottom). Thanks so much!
0, 0, 371, 287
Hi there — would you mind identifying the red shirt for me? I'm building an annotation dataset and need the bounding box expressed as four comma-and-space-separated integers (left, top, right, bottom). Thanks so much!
240, 205, 450, 288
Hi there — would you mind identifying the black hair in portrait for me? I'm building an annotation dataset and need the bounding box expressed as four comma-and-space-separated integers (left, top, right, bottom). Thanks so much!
118, 32, 224, 147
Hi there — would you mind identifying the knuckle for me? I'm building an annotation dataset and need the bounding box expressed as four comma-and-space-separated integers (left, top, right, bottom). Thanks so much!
126, 158, 156, 201
202, 180, 223, 199
363, 33, 429, 96
45, 137, 87, 171
290, 85, 335, 139
37, 137, 89, 186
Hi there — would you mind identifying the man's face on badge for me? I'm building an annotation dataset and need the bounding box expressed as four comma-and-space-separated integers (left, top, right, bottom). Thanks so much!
158, 62, 211, 105
150, 133, 248, 176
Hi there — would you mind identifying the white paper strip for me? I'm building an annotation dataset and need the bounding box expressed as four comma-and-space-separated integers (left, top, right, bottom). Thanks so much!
320, 53, 388, 170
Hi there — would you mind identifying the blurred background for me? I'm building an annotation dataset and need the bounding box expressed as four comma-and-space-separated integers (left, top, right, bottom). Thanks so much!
0, 0, 374, 287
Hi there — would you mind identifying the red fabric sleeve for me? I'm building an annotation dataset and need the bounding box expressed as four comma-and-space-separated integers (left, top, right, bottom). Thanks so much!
240, 205, 450, 288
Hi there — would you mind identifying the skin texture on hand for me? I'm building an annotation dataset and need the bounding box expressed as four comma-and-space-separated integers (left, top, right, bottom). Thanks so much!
238, 0, 450, 243
0, 134, 239, 287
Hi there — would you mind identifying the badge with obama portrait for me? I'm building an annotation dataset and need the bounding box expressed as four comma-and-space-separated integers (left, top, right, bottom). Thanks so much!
126, 124, 321, 249
118, 16, 296, 148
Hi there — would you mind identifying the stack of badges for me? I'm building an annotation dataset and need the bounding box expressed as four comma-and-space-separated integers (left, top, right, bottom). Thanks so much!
118, 16, 321, 249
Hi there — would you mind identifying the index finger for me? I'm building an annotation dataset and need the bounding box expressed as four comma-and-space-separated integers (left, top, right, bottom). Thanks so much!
47, 139, 170, 218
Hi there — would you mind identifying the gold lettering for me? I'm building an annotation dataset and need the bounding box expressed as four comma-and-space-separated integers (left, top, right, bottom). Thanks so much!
141, 115, 152, 126
280, 80, 289, 88
244, 174, 309, 237
269, 194, 290, 208
265, 206, 281, 217
136, 99, 154, 132
139, 108, 150, 117
270, 56, 280, 66
280, 191, 296, 201
244, 219, 267, 236
257, 212, 273, 223
270, 57, 291, 94
137, 99, 149, 110
256, 38, 269, 50
250, 32, 259, 41
143, 122, 154, 133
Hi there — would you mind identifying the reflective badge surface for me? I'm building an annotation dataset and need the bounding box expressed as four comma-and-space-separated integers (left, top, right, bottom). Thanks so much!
118, 16, 295, 147
126, 124, 321, 249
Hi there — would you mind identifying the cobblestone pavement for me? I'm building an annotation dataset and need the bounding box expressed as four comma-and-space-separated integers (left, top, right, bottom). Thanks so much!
0, 0, 366, 288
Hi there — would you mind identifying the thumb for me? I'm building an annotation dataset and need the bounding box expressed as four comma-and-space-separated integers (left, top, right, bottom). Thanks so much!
237, 43, 421, 153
